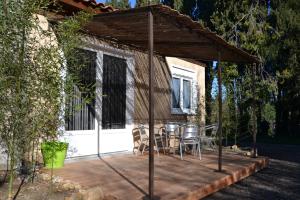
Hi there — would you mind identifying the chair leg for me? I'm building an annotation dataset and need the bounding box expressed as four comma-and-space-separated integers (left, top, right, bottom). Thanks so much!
171, 136, 176, 155
180, 142, 183, 160
165, 134, 168, 150
161, 135, 166, 155
134, 145, 138, 155
198, 142, 202, 160
136, 143, 142, 155
154, 136, 159, 157
142, 143, 146, 155
174, 138, 178, 155
192, 144, 196, 156
211, 140, 216, 149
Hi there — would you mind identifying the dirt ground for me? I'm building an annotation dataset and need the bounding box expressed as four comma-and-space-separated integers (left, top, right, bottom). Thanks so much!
0, 173, 74, 200
204, 144, 300, 200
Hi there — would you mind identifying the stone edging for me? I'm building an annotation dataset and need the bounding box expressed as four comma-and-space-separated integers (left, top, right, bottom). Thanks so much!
37, 171, 118, 200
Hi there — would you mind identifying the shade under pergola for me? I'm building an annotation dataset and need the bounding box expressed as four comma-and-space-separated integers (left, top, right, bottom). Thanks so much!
86, 4, 258, 63
84, 4, 258, 199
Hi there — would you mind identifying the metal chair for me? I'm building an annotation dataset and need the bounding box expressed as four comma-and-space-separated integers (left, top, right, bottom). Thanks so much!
138, 124, 163, 155
201, 124, 218, 149
164, 123, 180, 154
137, 125, 149, 155
132, 127, 142, 155
179, 125, 201, 160
155, 127, 166, 154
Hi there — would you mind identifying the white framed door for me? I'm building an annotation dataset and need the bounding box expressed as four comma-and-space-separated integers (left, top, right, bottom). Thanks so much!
62, 47, 99, 158
96, 49, 135, 154
62, 43, 135, 158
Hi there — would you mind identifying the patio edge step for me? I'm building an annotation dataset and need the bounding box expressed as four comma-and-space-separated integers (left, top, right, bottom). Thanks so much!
177, 156, 269, 200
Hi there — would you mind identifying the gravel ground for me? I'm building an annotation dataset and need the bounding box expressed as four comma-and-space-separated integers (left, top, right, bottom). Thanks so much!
204, 143, 300, 200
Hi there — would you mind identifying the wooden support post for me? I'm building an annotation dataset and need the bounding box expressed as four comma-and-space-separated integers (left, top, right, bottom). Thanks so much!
148, 8, 154, 200
217, 51, 223, 172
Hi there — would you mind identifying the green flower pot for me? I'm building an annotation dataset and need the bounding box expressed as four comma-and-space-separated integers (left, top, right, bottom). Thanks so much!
41, 141, 68, 169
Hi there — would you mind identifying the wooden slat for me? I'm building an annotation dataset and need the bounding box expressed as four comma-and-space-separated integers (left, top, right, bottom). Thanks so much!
48, 153, 268, 199
86, 4, 259, 63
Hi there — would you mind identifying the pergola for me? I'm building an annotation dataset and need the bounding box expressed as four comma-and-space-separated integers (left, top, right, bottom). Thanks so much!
85, 4, 259, 199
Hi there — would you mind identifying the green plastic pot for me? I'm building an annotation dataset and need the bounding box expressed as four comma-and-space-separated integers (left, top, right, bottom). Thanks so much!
41, 141, 68, 169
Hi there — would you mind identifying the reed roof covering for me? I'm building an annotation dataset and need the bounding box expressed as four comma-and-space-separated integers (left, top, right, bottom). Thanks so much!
86, 4, 258, 63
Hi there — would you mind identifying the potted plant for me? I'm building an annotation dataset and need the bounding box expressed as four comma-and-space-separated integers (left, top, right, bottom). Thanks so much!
41, 141, 68, 169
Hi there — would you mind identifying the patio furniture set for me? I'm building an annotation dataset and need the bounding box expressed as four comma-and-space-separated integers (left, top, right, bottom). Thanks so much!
133, 123, 218, 160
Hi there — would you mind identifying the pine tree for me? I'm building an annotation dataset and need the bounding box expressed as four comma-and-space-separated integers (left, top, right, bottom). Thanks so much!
105, 0, 130, 9
181, 0, 196, 19
195, 0, 216, 28
105, 0, 118, 7
136, 0, 160, 7
118, 0, 130, 9
161, 0, 183, 11
162, 0, 196, 19
204, 62, 214, 126
267, 0, 300, 135
211, 0, 275, 152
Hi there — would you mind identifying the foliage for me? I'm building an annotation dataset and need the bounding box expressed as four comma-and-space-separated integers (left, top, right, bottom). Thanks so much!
262, 102, 276, 135
204, 62, 214, 125
210, 1, 275, 152
161, 0, 299, 141
105, 0, 130, 9
161, 0, 183, 11
136, 0, 160, 7
0, 0, 90, 198
195, 0, 216, 28
41, 141, 68, 152
161, 0, 215, 23
41, 141, 68, 169
267, 0, 300, 135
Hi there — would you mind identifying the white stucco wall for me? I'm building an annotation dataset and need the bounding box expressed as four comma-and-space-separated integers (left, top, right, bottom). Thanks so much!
165, 57, 206, 125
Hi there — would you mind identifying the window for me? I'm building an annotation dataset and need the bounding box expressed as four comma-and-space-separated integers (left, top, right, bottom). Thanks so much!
65, 49, 96, 131
172, 78, 180, 109
102, 54, 127, 129
183, 79, 191, 109
171, 66, 197, 114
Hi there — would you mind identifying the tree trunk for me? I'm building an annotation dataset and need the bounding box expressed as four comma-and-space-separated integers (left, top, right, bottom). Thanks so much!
251, 65, 257, 158
7, 154, 14, 200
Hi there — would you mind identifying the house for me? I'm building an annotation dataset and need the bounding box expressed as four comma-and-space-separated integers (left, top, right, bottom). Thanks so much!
0, 0, 258, 167
47, 1, 207, 158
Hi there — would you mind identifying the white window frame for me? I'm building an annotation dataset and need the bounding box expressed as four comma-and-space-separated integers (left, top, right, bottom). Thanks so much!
171, 66, 197, 115
63, 46, 98, 135
63, 44, 135, 136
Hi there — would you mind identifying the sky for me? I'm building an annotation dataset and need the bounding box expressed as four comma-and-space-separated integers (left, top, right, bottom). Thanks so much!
97, 0, 136, 7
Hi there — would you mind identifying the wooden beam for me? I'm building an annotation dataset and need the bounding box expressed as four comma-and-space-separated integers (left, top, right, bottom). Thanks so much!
118, 40, 212, 47
148, 8, 155, 200
217, 51, 223, 172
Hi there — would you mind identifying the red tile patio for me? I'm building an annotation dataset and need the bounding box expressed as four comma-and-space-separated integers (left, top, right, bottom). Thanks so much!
48, 150, 268, 200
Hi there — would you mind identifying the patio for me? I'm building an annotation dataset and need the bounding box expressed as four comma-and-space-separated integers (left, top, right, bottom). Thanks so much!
48, 151, 268, 199
81, 4, 260, 199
